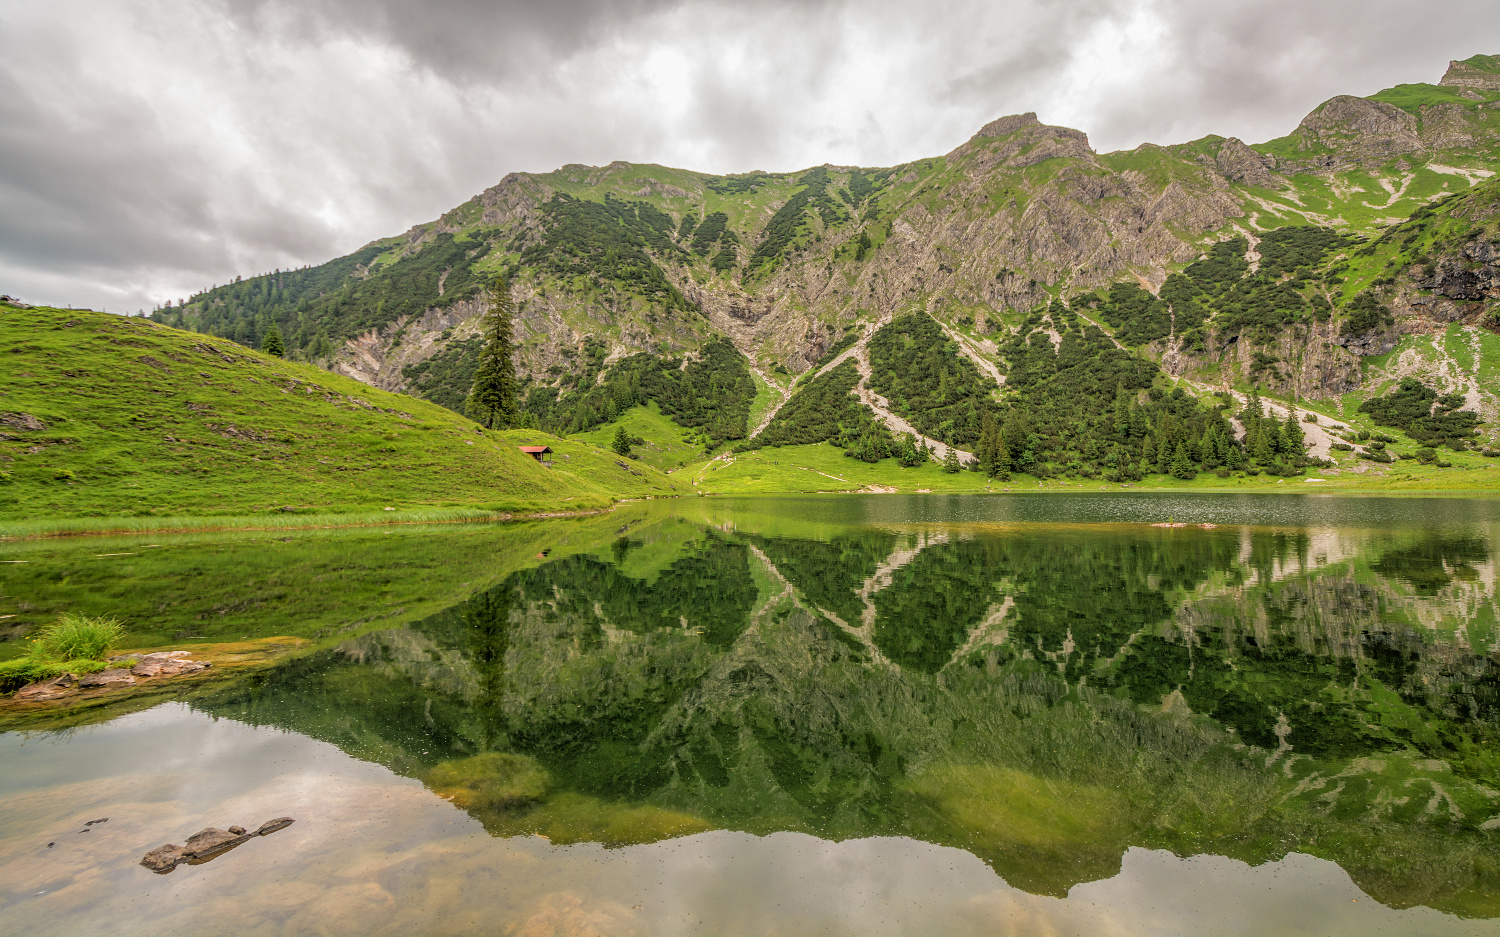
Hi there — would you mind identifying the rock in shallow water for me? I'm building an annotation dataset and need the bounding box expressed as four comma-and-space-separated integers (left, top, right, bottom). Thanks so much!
12, 674, 77, 701
130, 653, 210, 678
10, 651, 208, 702
140, 817, 295, 873
78, 669, 136, 688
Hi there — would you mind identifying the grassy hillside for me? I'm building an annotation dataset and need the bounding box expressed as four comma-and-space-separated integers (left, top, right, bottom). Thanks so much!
570, 401, 709, 472
0, 303, 676, 520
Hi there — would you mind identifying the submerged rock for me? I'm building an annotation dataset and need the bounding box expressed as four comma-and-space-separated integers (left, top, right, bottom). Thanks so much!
425, 752, 549, 811
140, 817, 294, 873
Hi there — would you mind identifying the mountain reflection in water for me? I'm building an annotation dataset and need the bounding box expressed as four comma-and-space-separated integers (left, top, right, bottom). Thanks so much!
170, 498, 1500, 919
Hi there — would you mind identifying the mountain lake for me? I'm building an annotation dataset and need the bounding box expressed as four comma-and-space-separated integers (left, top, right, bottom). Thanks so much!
3, 492, 1500, 936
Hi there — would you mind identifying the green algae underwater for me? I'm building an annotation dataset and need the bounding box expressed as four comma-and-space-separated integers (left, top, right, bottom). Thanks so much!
4, 493, 1500, 935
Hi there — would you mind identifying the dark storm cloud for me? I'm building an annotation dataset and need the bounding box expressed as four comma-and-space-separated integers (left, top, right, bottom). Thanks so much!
2, 0, 1499, 313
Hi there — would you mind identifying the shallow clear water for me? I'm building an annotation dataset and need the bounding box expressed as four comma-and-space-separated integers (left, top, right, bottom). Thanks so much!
3, 493, 1500, 935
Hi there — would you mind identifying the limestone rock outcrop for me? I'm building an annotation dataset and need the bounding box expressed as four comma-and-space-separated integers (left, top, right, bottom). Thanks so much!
1441, 55, 1500, 92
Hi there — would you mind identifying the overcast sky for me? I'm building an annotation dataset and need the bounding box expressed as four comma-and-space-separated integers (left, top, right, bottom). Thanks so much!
3, 0, 1498, 314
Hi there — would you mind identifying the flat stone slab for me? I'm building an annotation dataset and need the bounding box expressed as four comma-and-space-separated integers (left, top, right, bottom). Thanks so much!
78, 670, 136, 688
130, 656, 209, 678
12, 674, 76, 701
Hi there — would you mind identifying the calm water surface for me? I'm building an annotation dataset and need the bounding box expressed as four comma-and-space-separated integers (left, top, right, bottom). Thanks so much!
3, 493, 1500, 936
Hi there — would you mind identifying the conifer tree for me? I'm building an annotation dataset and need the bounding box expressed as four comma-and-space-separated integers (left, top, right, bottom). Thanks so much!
1001, 411, 1029, 468
1201, 426, 1222, 467
1170, 441, 1196, 480
1244, 388, 1264, 427
1227, 440, 1245, 469
1113, 385, 1132, 437
466, 276, 518, 429
262, 325, 284, 358
992, 430, 1012, 480
1252, 424, 1274, 465
978, 413, 1000, 476
943, 447, 961, 473
1282, 410, 1304, 458
896, 432, 924, 467
612, 425, 633, 457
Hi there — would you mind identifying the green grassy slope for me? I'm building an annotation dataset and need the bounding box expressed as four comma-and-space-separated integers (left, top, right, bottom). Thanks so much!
570, 402, 708, 472
0, 304, 676, 519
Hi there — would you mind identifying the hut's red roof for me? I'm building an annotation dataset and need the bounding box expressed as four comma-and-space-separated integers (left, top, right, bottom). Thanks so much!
518, 445, 552, 454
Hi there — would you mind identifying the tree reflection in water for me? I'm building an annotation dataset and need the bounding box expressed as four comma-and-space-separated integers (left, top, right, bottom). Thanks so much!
198, 517, 1500, 917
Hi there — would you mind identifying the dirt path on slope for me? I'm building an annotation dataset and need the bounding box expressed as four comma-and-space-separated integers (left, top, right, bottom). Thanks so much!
851, 346, 974, 461
752, 302, 987, 460
747, 363, 792, 439
935, 318, 1007, 387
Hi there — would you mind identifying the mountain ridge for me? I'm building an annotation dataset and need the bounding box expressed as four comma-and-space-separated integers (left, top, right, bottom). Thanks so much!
146, 54, 1500, 483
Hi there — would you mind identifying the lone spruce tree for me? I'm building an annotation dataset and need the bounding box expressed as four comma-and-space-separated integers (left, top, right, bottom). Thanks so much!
466, 276, 518, 429
263, 325, 284, 358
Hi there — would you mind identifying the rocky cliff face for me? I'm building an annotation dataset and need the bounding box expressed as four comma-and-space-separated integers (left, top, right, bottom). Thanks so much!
1161, 320, 1366, 401
682, 115, 1246, 373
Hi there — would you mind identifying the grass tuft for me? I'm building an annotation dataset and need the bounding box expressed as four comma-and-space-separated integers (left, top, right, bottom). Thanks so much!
0, 613, 125, 691
28, 613, 126, 661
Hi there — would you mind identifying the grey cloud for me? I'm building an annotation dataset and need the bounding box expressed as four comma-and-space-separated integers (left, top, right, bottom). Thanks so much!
3, 0, 1499, 313
1051, 0, 1500, 151
219, 0, 835, 83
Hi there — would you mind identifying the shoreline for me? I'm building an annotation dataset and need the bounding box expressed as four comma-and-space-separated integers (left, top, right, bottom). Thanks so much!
0, 503, 625, 542
7, 484, 1500, 542
0, 636, 308, 730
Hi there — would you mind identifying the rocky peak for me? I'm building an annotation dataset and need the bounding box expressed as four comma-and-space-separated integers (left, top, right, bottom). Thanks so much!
478, 172, 549, 226
1440, 54, 1500, 91
1214, 137, 1280, 187
950, 113, 1093, 170
974, 112, 1042, 138
1291, 95, 1422, 167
